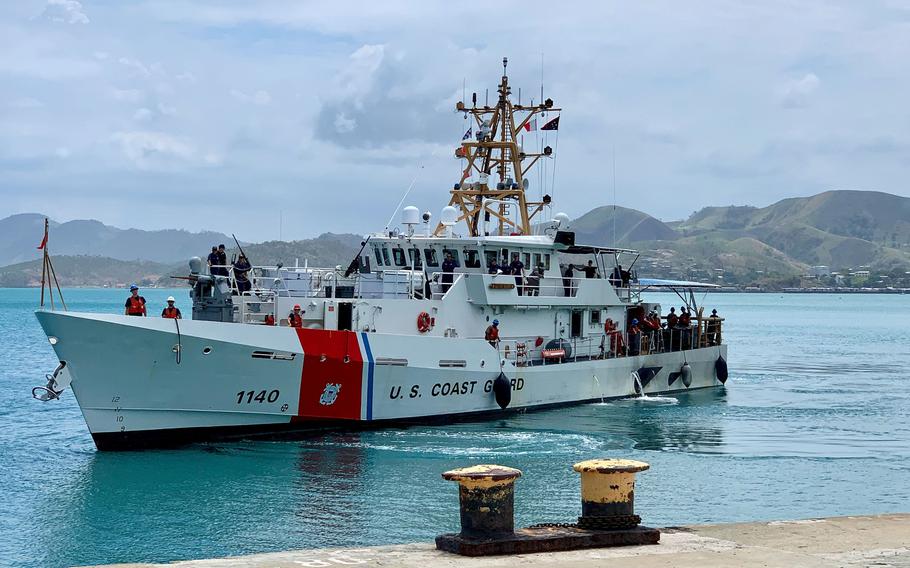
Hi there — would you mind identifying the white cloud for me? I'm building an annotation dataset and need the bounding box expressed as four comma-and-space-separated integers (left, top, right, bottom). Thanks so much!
133, 108, 153, 121
111, 131, 197, 168
118, 57, 152, 78
333, 113, 357, 133
41, 0, 89, 25
230, 89, 272, 105
157, 102, 177, 116
55, 146, 71, 158
111, 88, 145, 103
778, 73, 821, 108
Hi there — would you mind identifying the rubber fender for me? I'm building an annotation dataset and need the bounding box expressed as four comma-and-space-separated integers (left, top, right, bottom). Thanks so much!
544, 338, 573, 359
715, 357, 728, 384
681, 362, 692, 388
493, 372, 511, 409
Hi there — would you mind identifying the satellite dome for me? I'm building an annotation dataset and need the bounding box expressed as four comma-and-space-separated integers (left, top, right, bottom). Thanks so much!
553, 212, 571, 228
401, 206, 420, 226
440, 206, 458, 226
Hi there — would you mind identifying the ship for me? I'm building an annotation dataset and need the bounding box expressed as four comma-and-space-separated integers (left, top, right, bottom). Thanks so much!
33, 59, 729, 450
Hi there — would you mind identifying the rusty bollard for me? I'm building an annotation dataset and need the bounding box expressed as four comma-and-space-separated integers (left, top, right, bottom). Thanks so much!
441, 464, 522, 538
573, 459, 649, 530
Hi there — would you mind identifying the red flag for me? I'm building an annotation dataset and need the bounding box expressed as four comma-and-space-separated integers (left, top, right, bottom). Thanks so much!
523, 119, 537, 132
541, 116, 559, 131
37, 231, 48, 250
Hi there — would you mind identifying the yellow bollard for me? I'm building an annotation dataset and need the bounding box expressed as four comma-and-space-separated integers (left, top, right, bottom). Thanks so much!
442, 464, 522, 538
573, 459, 649, 530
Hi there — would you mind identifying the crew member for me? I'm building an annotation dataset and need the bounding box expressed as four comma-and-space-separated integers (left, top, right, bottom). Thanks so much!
678, 307, 692, 350
161, 296, 182, 319
215, 244, 228, 276
124, 284, 147, 316
706, 308, 722, 346
288, 304, 304, 328
605, 318, 624, 357
441, 252, 456, 293
233, 253, 252, 293
487, 258, 500, 274
264, 314, 275, 326
526, 263, 543, 296
509, 253, 525, 296
628, 318, 642, 356
665, 307, 679, 351
485, 319, 500, 347
562, 264, 575, 297
206, 246, 219, 275
577, 260, 598, 278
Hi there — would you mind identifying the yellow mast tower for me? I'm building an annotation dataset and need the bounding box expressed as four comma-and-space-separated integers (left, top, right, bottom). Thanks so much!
440, 57, 561, 237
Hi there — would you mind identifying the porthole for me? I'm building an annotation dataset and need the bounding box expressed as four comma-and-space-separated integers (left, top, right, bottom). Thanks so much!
202, 346, 213, 355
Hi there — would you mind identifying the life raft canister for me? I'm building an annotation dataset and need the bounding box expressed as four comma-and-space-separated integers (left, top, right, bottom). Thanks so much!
681, 362, 692, 388
416, 311, 432, 333
715, 357, 728, 384
493, 372, 511, 409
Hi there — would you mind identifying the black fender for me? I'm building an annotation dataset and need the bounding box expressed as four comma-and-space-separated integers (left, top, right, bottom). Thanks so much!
493, 372, 511, 409
715, 357, 728, 384
681, 362, 692, 388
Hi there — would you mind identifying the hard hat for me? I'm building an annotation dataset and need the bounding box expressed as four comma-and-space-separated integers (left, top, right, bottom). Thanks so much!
166, 296, 175, 302
294, 304, 301, 310
631, 318, 639, 325
129, 284, 139, 291
492, 319, 499, 325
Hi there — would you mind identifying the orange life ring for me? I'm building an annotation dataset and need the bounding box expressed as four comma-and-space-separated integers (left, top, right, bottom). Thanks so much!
417, 311, 432, 333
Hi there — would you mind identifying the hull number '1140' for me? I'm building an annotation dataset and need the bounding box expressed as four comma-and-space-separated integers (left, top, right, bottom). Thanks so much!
236, 389, 280, 404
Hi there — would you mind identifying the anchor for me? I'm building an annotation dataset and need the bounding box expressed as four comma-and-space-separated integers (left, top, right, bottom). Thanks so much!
32, 361, 72, 402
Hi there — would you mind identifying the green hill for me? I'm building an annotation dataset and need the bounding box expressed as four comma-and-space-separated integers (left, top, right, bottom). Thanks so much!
0, 256, 171, 288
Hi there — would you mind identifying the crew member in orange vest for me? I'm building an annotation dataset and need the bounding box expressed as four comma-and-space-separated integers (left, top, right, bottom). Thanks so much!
124, 284, 147, 317
484, 319, 500, 347
264, 314, 275, 326
288, 305, 304, 328
161, 296, 181, 319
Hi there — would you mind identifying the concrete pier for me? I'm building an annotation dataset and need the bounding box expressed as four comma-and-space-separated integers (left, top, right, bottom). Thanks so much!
86, 514, 910, 567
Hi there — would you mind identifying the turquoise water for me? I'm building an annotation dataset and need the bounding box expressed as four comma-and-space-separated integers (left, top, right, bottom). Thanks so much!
1, 288, 909, 568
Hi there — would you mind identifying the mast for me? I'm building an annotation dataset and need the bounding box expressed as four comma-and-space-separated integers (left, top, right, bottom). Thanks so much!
440, 57, 560, 237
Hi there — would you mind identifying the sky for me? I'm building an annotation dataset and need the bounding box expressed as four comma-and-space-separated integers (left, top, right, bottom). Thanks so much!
1, 1, 909, 242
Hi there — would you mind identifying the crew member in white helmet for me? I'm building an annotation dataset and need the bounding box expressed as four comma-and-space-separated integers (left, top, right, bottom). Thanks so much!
161, 296, 182, 319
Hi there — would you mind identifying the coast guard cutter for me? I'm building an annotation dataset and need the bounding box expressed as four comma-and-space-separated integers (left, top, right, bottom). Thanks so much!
34, 60, 729, 450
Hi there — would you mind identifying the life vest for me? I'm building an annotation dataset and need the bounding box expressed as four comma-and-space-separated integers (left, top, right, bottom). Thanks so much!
126, 296, 146, 316
288, 312, 303, 328
679, 314, 691, 327
485, 325, 499, 342
667, 313, 678, 328
264, 314, 275, 326
161, 307, 180, 319
608, 329, 624, 353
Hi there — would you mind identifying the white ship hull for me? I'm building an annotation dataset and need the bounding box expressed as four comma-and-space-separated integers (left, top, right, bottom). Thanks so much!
36, 310, 727, 450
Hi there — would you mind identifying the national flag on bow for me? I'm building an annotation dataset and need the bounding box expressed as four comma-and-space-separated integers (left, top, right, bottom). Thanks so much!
523, 119, 537, 132
541, 116, 560, 131
462, 127, 472, 140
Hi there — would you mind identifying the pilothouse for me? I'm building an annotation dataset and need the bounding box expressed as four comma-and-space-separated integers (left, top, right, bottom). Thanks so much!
33, 59, 729, 450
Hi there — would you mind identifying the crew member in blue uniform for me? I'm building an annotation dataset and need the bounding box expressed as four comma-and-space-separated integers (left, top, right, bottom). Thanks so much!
509, 253, 525, 295
441, 252, 457, 293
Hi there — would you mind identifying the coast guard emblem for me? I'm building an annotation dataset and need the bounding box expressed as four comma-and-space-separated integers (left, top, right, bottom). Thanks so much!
319, 383, 341, 406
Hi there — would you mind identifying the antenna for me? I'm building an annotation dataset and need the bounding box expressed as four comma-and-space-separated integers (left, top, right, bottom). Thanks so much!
385, 164, 425, 232
612, 147, 617, 247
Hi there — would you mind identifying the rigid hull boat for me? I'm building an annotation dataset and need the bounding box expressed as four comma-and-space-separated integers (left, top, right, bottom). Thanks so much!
34, 60, 728, 450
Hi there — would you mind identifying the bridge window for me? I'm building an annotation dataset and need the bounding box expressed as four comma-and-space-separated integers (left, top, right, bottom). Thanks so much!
463, 249, 480, 268
407, 248, 423, 268
443, 248, 460, 266
372, 245, 385, 266
522, 252, 531, 268
484, 250, 498, 269
392, 248, 406, 267
424, 248, 439, 267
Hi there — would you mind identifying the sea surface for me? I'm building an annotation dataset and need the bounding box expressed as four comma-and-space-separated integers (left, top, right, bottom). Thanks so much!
1, 288, 909, 568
